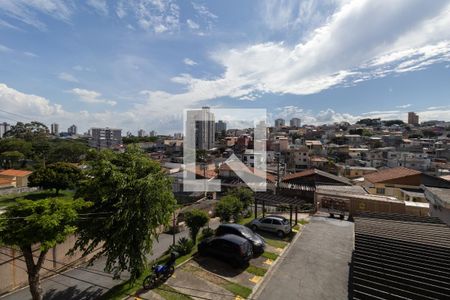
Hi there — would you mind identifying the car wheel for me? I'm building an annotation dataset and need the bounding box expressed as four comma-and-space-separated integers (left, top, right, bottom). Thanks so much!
251, 225, 258, 231
277, 230, 285, 238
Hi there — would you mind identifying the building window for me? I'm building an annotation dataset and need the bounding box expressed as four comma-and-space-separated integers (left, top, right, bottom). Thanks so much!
376, 188, 385, 194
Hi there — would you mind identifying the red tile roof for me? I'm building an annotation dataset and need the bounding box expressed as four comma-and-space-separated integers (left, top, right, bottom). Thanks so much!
0, 178, 13, 186
282, 169, 316, 181
364, 167, 421, 184
0, 169, 33, 177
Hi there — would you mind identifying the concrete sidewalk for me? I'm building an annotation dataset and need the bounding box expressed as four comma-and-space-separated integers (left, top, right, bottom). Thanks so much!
255, 216, 354, 300
1, 219, 220, 300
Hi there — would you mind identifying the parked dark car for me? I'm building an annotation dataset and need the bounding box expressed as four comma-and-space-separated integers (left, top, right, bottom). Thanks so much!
198, 234, 253, 267
215, 224, 265, 255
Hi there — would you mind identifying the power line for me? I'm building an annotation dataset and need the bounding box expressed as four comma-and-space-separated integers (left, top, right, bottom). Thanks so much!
0, 108, 34, 121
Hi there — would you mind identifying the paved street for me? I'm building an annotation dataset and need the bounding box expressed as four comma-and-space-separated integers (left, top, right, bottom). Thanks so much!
1, 219, 220, 300
256, 215, 354, 300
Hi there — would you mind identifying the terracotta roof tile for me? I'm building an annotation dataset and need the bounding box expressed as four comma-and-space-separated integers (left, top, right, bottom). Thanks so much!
364, 167, 421, 184
0, 169, 33, 177
0, 178, 13, 185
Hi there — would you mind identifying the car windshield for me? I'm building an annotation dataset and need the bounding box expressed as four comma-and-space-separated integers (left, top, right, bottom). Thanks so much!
240, 226, 254, 238
282, 219, 289, 225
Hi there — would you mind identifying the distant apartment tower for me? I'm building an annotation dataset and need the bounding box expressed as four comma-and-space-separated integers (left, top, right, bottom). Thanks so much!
275, 118, 285, 128
408, 112, 419, 125
174, 132, 183, 139
186, 107, 215, 150
215, 120, 227, 133
290, 118, 301, 128
0, 122, 11, 138
50, 123, 59, 135
149, 130, 157, 137
68, 124, 77, 136
138, 129, 147, 137
89, 127, 122, 149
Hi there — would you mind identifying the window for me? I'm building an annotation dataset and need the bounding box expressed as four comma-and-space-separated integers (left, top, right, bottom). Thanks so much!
261, 218, 272, 224
272, 219, 282, 225
376, 188, 385, 194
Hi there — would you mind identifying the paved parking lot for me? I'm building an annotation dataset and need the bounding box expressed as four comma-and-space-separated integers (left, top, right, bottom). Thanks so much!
255, 215, 354, 300
133, 224, 304, 300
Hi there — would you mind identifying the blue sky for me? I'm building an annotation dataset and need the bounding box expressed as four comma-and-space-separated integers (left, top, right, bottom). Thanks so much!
1, 0, 450, 134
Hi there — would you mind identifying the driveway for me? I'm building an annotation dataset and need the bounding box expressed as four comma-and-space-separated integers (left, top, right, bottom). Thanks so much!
255, 215, 354, 300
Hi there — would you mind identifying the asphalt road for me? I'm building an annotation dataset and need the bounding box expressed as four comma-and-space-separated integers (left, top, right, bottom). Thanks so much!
1, 219, 220, 300
257, 215, 354, 300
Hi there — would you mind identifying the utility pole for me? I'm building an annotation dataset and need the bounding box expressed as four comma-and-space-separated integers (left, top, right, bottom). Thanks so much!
276, 152, 281, 194
172, 211, 176, 246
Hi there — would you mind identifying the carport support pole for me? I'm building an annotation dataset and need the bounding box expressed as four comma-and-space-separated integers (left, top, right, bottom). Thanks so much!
295, 206, 298, 225
254, 197, 258, 219
262, 201, 265, 218
172, 211, 176, 246
289, 205, 293, 227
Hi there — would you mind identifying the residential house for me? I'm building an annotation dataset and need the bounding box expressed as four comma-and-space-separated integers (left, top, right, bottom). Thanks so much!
0, 169, 33, 188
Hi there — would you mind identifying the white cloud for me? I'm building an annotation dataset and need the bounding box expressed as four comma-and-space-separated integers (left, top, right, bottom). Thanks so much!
23, 51, 37, 57
183, 58, 197, 66
395, 104, 411, 109
116, 0, 180, 33
186, 19, 199, 30
58, 72, 79, 83
134, 0, 450, 116
0, 19, 19, 30
0, 43, 12, 52
0, 0, 73, 30
86, 0, 108, 15
69, 88, 116, 106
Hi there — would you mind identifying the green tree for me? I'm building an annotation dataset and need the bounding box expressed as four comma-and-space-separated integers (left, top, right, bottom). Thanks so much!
4, 121, 49, 141
228, 187, 254, 210
31, 139, 50, 167
215, 195, 243, 223
0, 198, 89, 300
73, 147, 176, 279
0, 138, 32, 157
184, 209, 209, 242
29, 162, 82, 195
0, 150, 25, 168
47, 140, 88, 163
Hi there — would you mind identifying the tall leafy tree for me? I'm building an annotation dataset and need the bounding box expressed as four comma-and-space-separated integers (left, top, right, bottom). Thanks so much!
215, 195, 243, 223
184, 209, 209, 242
0, 138, 32, 157
0, 198, 89, 300
73, 147, 176, 279
47, 140, 88, 163
29, 162, 82, 195
4, 121, 49, 141
229, 187, 254, 210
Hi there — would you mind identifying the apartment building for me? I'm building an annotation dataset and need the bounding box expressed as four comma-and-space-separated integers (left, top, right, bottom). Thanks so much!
89, 127, 122, 149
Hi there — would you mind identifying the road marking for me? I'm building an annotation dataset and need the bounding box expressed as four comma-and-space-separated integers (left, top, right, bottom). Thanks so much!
172, 275, 176, 278
263, 259, 273, 265
250, 275, 262, 283
292, 228, 299, 233
235, 296, 244, 300
274, 247, 283, 253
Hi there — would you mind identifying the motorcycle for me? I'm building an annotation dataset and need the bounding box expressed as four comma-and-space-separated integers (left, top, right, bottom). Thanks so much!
143, 251, 179, 290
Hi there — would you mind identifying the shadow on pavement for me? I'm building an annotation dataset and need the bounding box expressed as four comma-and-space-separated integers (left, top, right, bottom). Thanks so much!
43, 286, 104, 300
193, 255, 248, 277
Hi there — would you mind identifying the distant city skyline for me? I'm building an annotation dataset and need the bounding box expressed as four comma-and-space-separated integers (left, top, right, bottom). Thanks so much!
1, 1, 450, 133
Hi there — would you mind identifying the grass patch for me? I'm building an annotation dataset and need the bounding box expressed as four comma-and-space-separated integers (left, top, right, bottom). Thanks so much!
98, 268, 151, 300
264, 237, 288, 249
223, 282, 252, 298
238, 214, 260, 226
298, 219, 309, 225
0, 190, 76, 208
246, 265, 267, 277
155, 284, 193, 300
261, 251, 278, 260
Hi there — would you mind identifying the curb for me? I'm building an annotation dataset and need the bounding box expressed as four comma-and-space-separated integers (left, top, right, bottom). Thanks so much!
248, 225, 305, 299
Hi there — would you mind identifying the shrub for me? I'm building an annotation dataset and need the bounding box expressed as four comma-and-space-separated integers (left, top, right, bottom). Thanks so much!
200, 228, 215, 240
169, 237, 194, 255
215, 195, 243, 223
184, 209, 209, 242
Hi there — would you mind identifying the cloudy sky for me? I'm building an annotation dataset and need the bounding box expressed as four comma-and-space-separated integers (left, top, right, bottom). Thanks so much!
1, 0, 450, 134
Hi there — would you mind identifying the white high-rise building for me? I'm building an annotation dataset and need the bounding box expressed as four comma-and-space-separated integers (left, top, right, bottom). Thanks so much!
215, 120, 227, 134
68, 124, 77, 135
186, 107, 215, 151
138, 129, 147, 137
290, 118, 301, 128
149, 130, 157, 137
51, 123, 59, 135
0, 122, 11, 138
89, 127, 122, 149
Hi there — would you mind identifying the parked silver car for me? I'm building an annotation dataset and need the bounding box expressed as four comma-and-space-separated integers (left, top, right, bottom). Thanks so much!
249, 215, 291, 237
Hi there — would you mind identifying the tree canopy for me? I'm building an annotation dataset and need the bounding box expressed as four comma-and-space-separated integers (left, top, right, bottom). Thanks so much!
29, 162, 82, 194
228, 187, 254, 210
73, 147, 176, 279
4, 121, 49, 141
0, 198, 89, 300
215, 195, 243, 223
184, 209, 209, 242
